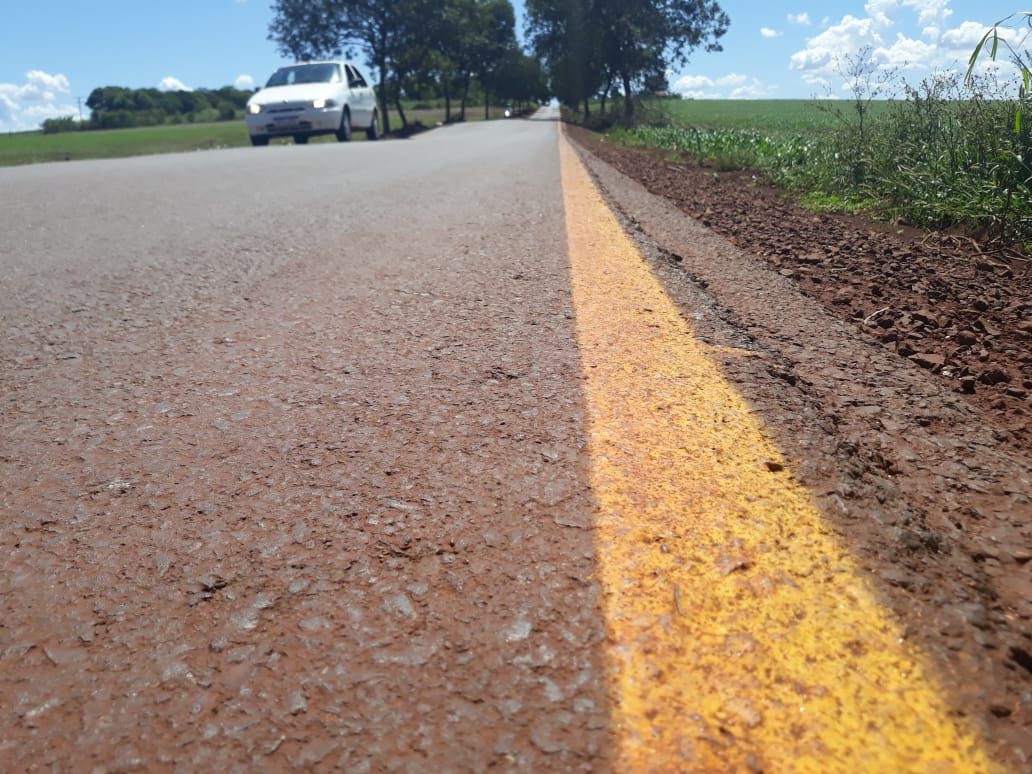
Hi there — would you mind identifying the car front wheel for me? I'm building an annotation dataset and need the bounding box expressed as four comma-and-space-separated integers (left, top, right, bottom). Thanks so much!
366, 110, 380, 141
250, 135, 269, 147
294, 134, 309, 145
336, 109, 352, 142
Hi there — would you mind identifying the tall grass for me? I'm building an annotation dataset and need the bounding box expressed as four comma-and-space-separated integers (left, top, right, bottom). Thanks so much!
613, 82, 1032, 245
868, 76, 1032, 239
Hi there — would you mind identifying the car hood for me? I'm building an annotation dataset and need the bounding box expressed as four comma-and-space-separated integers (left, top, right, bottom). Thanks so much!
249, 83, 341, 106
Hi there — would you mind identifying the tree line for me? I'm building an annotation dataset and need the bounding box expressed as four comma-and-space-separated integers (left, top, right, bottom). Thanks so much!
269, 0, 548, 133
269, 0, 729, 129
526, 0, 729, 121
41, 86, 254, 134
43, 0, 730, 135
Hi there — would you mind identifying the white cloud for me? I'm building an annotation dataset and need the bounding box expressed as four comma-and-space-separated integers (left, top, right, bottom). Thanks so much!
789, 13, 811, 26
21, 103, 73, 122
903, 0, 953, 32
863, 0, 897, 29
790, 9, 925, 81
786, 3, 1027, 97
880, 34, 936, 68
671, 72, 776, 99
716, 74, 750, 87
730, 80, 779, 98
789, 15, 878, 78
159, 76, 192, 92
672, 74, 717, 91
940, 19, 994, 60
0, 94, 15, 125
235, 74, 255, 90
761, 28, 782, 39
951, 19, 1028, 86
19, 70, 72, 102
0, 70, 77, 132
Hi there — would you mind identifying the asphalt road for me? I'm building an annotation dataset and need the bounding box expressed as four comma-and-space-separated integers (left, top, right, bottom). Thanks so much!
1, 113, 564, 347
2, 111, 619, 771
0, 112, 1013, 771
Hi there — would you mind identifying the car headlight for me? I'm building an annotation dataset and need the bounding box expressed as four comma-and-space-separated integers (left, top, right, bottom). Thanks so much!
247, 104, 262, 115
311, 98, 337, 109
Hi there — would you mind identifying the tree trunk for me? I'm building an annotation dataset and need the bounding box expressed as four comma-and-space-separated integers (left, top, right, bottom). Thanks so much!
394, 86, 408, 128
622, 70, 634, 121
377, 54, 391, 135
460, 74, 471, 121
601, 75, 614, 115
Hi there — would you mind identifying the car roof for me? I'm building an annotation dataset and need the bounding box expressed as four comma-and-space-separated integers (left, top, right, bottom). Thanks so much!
284, 60, 355, 67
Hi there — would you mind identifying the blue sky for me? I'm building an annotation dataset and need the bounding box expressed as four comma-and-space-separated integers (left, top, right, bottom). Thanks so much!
0, 1, 1024, 131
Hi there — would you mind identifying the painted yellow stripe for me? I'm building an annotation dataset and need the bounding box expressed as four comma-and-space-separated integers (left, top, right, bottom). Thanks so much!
558, 129, 995, 773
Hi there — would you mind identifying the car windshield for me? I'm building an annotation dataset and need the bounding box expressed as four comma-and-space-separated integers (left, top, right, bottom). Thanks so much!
265, 64, 340, 87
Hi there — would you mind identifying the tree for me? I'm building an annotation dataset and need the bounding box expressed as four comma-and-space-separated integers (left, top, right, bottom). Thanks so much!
86, 86, 132, 115
271, 0, 384, 132
267, 0, 344, 61
527, 0, 605, 117
425, 0, 478, 121
269, 0, 527, 128
527, 0, 578, 115
269, 0, 449, 133
495, 49, 550, 106
468, 0, 519, 119
41, 116, 80, 134
528, 0, 729, 120
641, 71, 671, 95
442, 0, 489, 120
83, 84, 252, 129
600, 0, 728, 119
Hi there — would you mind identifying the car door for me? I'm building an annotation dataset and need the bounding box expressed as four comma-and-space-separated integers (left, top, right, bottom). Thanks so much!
345, 64, 375, 127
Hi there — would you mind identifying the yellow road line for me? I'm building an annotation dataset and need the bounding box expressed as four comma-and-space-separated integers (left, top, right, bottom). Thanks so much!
558, 129, 994, 773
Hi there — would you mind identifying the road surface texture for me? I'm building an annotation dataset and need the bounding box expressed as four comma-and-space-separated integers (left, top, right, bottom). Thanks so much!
1, 110, 1029, 771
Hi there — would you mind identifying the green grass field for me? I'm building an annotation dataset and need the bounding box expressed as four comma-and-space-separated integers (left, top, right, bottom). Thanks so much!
4, 101, 844, 168
0, 123, 251, 166
0, 104, 508, 167
610, 95, 1032, 244
646, 97, 899, 132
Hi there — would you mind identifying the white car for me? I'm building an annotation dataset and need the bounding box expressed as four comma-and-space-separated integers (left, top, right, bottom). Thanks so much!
245, 61, 380, 146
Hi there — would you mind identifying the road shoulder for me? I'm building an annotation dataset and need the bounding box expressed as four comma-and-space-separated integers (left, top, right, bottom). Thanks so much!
566, 129, 1032, 767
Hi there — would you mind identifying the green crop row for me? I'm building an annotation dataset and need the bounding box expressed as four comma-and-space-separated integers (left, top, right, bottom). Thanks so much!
612, 86, 1032, 246
618, 125, 823, 173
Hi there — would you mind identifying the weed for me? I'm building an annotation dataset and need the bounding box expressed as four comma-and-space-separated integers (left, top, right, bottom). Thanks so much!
601, 74, 1032, 244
